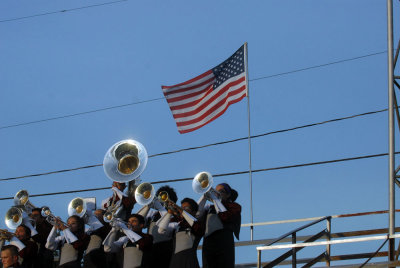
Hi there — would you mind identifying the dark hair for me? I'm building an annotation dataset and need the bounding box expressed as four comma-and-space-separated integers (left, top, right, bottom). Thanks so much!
17, 224, 31, 238
68, 215, 85, 234
31, 207, 42, 214
128, 214, 145, 225
230, 189, 238, 202
156, 185, 178, 203
1, 245, 19, 256
217, 183, 238, 202
181, 198, 198, 212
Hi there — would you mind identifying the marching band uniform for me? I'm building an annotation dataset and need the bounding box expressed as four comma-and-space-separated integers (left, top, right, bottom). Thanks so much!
199, 185, 241, 268
83, 210, 110, 268
45, 223, 90, 267
102, 186, 135, 222
146, 207, 174, 268
31, 209, 54, 268
103, 223, 153, 268
168, 212, 204, 268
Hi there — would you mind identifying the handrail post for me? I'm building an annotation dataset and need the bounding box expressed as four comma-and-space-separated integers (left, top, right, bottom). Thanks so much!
257, 249, 261, 268
326, 217, 331, 266
292, 232, 297, 268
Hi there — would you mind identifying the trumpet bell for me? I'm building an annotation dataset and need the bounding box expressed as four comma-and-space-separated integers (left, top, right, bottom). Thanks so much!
103, 211, 114, 223
192, 171, 213, 194
68, 197, 87, 218
5, 207, 23, 230
135, 182, 155, 206
158, 191, 169, 203
103, 139, 148, 183
41, 206, 51, 217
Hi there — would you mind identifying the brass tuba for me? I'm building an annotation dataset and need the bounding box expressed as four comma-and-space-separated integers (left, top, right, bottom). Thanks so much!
103, 139, 148, 183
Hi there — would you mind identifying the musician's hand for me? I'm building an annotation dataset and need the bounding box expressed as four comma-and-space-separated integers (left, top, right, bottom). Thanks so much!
55, 217, 67, 231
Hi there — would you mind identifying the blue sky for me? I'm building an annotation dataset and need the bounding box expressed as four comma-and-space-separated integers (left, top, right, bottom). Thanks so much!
0, 0, 399, 266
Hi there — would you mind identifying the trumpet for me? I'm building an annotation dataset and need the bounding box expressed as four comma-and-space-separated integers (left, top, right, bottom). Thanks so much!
156, 191, 197, 232
103, 205, 123, 223
14, 190, 36, 214
157, 191, 180, 213
103, 139, 148, 183
41, 206, 68, 227
0, 229, 15, 240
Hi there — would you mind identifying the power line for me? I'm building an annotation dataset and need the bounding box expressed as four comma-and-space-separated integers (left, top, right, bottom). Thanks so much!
0, 107, 386, 182
0, 51, 386, 131
249, 51, 387, 81
0, 0, 129, 23
0, 151, 392, 201
0, 98, 163, 130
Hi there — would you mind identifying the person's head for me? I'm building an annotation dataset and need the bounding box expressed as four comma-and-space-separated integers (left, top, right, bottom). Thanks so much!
67, 215, 85, 234
216, 183, 237, 202
1, 245, 19, 268
94, 209, 106, 225
112, 182, 126, 192
127, 214, 145, 233
180, 198, 198, 216
30, 207, 44, 224
156, 185, 178, 203
15, 224, 31, 241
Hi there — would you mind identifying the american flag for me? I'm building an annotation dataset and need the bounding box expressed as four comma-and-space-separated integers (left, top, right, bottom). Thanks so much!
161, 45, 247, 134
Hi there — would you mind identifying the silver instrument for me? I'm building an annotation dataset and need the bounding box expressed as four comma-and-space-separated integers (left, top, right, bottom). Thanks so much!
134, 182, 155, 206
14, 190, 37, 214
41, 206, 68, 227
103, 139, 148, 183
5, 206, 23, 230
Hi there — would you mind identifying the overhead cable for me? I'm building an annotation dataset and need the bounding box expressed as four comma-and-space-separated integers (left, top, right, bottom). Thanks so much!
0, 0, 128, 23
0, 151, 394, 201
0, 107, 386, 182
0, 51, 386, 131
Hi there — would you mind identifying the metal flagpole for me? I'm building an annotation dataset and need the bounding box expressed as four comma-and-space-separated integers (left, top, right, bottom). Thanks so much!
386, 0, 395, 262
244, 42, 254, 241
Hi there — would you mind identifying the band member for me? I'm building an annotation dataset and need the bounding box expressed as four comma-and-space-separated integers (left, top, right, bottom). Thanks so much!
168, 198, 204, 268
83, 209, 111, 268
0, 230, 26, 267
200, 183, 241, 268
102, 182, 136, 221
46, 215, 90, 268
30, 208, 54, 268
14, 224, 38, 268
146, 185, 177, 268
103, 214, 153, 268
1, 245, 22, 268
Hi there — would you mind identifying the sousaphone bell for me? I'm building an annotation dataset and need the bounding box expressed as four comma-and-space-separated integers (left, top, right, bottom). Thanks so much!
103, 139, 148, 183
